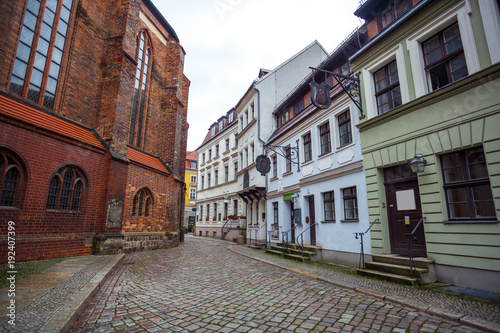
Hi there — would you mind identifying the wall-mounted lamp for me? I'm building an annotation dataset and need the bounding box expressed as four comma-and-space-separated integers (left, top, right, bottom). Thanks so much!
409, 154, 427, 173
291, 193, 299, 203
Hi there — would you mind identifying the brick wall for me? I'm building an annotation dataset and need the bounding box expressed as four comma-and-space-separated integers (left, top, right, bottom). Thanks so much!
0, 0, 189, 262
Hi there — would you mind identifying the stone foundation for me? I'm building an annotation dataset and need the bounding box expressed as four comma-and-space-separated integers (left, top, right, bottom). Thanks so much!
93, 232, 180, 255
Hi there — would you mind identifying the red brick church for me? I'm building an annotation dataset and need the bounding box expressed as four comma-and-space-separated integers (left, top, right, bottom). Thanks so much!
0, 0, 190, 262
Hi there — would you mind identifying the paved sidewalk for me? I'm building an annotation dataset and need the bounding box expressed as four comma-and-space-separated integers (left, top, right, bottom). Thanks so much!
0, 253, 124, 333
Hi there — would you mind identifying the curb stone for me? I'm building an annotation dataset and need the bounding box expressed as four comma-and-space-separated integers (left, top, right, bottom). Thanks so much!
39, 253, 125, 333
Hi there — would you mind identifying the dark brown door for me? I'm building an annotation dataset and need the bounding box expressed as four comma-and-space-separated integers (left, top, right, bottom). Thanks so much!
385, 165, 427, 257
308, 196, 316, 246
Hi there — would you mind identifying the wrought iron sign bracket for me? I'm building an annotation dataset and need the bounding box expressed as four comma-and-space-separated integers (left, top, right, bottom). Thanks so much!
265, 139, 300, 173
309, 67, 364, 120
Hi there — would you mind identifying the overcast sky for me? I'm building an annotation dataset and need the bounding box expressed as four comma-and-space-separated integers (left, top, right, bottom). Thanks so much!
152, 0, 363, 151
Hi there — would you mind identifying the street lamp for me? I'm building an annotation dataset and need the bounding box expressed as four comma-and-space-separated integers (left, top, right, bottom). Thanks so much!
409, 154, 427, 173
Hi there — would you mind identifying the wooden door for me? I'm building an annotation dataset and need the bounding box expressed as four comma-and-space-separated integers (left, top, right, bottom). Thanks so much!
308, 196, 316, 246
384, 165, 427, 257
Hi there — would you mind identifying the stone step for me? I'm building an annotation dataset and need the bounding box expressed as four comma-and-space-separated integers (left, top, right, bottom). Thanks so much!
276, 243, 320, 254
284, 253, 311, 262
372, 254, 434, 269
365, 261, 428, 279
357, 268, 421, 285
265, 249, 284, 256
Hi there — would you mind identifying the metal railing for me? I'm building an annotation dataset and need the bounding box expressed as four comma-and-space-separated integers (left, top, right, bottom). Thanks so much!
405, 216, 425, 278
354, 218, 378, 269
281, 224, 300, 254
220, 217, 247, 240
248, 223, 266, 247
221, 219, 231, 240
296, 222, 318, 257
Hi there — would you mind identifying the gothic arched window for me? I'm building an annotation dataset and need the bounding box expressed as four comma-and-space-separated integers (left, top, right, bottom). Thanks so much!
9, 0, 75, 110
0, 150, 26, 208
46, 166, 86, 211
132, 188, 153, 217
129, 31, 152, 147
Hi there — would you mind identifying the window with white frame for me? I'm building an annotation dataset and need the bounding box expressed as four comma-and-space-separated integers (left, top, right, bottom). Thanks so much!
214, 170, 218, 186
319, 122, 331, 155
337, 110, 352, 147
343, 187, 358, 220
422, 22, 468, 91
284, 146, 292, 173
190, 188, 196, 200
190, 175, 197, 183
224, 165, 229, 183
226, 138, 230, 152
374, 60, 401, 115
272, 155, 277, 178
323, 191, 335, 221
303, 132, 312, 162
441, 147, 495, 221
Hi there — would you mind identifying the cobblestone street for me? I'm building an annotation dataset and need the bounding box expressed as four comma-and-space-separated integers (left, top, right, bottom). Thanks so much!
68, 237, 492, 333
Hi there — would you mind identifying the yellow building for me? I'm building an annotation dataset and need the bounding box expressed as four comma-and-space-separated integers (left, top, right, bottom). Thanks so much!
184, 151, 198, 231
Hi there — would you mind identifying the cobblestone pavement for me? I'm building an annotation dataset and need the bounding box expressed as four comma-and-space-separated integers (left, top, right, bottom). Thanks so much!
69, 237, 490, 333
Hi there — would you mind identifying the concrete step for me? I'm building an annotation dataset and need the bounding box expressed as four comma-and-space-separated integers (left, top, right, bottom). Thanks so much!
284, 253, 311, 262
365, 261, 428, 279
357, 268, 420, 285
265, 249, 284, 257
372, 254, 434, 269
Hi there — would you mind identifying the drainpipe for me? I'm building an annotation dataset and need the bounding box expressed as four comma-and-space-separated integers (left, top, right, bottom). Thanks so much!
179, 181, 186, 242
253, 82, 268, 243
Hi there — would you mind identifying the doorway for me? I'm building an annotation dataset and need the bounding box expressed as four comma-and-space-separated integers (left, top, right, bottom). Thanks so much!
384, 164, 427, 257
307, 196, 316, 246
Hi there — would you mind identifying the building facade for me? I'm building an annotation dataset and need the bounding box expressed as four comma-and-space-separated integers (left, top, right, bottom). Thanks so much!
196, 108, 244, 239
352, 0, 500, 292
236, 41, 329, 244
184, 151, 198, 232
265, 30, 371, 267
0, 0, 189, 262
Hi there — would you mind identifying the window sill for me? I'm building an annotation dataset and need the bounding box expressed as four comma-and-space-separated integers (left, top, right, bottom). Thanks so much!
321, 220, 336, 224
301, 160, 314, 167
283, 171, 293, 177
443, 220, 498, 224
336, 142, 355, 152
341, 219, 359, 223
270, 176, 278, 182
318, 151, 334, 159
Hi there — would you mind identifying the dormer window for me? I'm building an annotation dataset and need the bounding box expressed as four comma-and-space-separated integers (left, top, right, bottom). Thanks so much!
211, 126, 216, 137
228, 112, 234, 123
219, 120, 224, 131
380, 0, 412, 30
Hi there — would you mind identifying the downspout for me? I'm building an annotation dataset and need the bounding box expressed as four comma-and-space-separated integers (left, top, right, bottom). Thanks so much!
179, 181, 186, 242
253, 81, 268, 243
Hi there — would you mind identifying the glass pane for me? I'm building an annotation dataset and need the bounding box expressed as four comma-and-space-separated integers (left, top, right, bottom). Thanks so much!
24, 11, 38, 30
27, 0, 41, 16
444, 23, 462, 54
27, 84, 40, 103
43, 7, 55, 26
33, 52, 47, 71
20, 26, 35, 47
446, 187, 467, 204
46, 77, 57, 94
9, 76, 25, 96
472, 184, 493, 201
49, 62, 60, 79
63, 0, 73, 10
43, 92, 55, 109
16, 42, 32, 62
12, 60, 28, 79
60, 7, 70, 22
391, 86, 402, 108
423, 36, 442, 65
46, 0, 58, 12
388, 62, 399, 85
40, 22, 53, 40
30, 67, 44, 86
450, 54, 468, 82
55, 33, 65, 49
37, 37, 50, 56
475, 202, 495, 218
374, 69, 387, 92
52, 47, 62, 64
58, 20, 68, 35
448, 202, 469, 218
